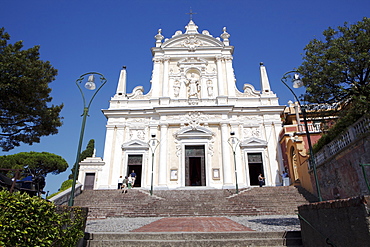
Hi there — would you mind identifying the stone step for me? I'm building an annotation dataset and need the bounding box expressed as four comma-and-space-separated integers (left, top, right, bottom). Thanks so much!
75, 186, 310, 219
85, 231, 302, 247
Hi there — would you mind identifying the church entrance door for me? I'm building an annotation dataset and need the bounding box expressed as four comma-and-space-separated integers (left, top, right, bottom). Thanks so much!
185, 145, 206, 186
247, 153, 264, 186
127, 154, 142, 187
84, 173, 95, 190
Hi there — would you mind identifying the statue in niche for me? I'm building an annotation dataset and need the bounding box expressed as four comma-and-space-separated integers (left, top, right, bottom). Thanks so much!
207, 80, 213, 97
186, 73, 200, 98
173, 80, 180, 97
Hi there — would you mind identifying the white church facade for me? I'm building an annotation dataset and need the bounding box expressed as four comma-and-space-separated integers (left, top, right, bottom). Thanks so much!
78, 20, 285, 190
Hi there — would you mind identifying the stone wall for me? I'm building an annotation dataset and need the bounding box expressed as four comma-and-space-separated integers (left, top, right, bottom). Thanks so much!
298, 196, 370, 247
49, 182, 83, 205
312, 131, 370, 200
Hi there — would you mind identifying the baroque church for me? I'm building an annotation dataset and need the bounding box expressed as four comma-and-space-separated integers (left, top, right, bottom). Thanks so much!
78, 20, 285, 190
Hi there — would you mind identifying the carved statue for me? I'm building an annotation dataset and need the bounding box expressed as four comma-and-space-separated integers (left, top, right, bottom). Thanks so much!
173, 80, 180, 97
186, 73, 200, 98
207, 80, 213, 96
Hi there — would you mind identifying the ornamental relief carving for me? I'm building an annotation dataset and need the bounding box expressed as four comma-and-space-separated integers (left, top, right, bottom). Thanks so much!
177, 57, 208, 66
184, 111, 203, 129
166, 113, 222, 124
208, 135, 215, 157
174, 139, 181, 157
173, 128, 215, 157
126, 118, 149, 124
239, 115, 263, 122
182, 35, 203, 51
153, 57, 164, 63
243, 127, 261, 138
235, 84, 260, 98
129, 129, 146, 141
173, 80, 181, 97
207, 80, 214, 97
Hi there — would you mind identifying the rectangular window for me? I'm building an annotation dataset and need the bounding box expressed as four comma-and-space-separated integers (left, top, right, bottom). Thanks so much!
128, 155, 142, 165
248, 153, 262, 163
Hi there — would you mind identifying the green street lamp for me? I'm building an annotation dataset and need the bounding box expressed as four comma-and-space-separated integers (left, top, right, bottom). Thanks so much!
228, 131, 240, 194
68, 72, 107, 206
148, 134, 160, 196
281, 71, 322, 202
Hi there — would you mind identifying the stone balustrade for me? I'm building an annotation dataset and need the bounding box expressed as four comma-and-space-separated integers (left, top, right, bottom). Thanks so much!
314, 115, 370, 166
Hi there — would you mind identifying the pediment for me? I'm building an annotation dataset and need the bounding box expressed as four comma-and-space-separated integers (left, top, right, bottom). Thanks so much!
122, 139, 149, 150
240, 137, 268, 148
162, 34, 224, 49
174, 126, 214, 139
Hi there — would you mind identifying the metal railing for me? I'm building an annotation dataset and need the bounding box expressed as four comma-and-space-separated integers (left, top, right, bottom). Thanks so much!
359, 164, 370, 194
297, 213, 337, 247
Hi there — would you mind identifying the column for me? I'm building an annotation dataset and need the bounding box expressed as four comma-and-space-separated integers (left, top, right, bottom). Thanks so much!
216, 56, 224, 96
225, 55, 235, 97
151, 57, 163, 97
262, 122, 272, 186
100, 125, 116, 188
162, 56, 170, 97
158, 123, 168, 186
221, 123, 232, 185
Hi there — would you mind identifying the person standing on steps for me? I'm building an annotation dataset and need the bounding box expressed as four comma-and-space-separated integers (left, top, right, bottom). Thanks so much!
121, 176, 129, 193
117, 175, 124, 189
258, 173, 265, 187
130, 170, 137, 187
128, 174, 133, 189
281, 170, 289, 186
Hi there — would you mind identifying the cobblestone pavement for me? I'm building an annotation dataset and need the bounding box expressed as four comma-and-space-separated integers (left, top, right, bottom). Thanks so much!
85, 215, 301, 233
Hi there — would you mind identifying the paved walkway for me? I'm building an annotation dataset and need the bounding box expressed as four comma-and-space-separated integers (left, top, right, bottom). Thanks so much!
85, 215, 301, 233
131, 217, 253, 232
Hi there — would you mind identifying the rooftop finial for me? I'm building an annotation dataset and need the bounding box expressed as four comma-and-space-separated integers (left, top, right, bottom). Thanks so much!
186, 8, 197, 20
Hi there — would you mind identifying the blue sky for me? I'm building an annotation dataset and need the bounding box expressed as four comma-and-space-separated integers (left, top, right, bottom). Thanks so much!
1, 0, 369, 195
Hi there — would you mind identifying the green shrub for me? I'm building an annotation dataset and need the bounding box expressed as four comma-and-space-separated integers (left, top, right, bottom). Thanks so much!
0, 190, 86, 246
313, 111, 367, 153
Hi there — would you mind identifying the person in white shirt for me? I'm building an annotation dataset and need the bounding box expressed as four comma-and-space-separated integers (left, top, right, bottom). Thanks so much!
117, 176, 124, 189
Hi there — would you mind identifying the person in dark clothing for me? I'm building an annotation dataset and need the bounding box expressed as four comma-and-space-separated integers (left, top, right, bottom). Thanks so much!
130, 170, 137, 187
258, 173, 265, 187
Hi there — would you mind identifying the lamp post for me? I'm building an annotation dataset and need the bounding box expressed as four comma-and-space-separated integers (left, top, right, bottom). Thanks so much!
281, 71, 322, 202
148, 134, 160, 196
68, 72, 107, 206
228, 131, 240, 194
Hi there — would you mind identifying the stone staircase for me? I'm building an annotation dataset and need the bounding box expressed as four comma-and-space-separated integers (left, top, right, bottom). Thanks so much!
74, 186, 310, 219
84, 231, 303, 247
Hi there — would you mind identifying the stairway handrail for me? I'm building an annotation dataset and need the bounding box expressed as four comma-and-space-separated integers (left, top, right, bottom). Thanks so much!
297, 213, 337, 247
359, 164, 370, 194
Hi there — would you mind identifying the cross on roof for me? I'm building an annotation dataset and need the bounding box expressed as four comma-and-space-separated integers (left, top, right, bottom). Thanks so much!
186, 8, 197, 20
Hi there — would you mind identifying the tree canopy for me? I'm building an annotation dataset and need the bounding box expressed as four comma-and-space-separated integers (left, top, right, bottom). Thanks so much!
298, 17, 370, 116
0, 151, 68, 178
0, 28, 63, 151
